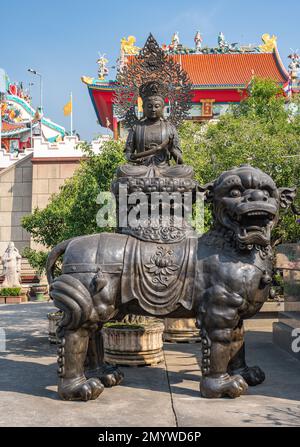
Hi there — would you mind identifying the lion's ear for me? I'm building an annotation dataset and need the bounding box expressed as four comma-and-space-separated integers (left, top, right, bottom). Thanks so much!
199, 182, 214, 202
278, 187, 297, 209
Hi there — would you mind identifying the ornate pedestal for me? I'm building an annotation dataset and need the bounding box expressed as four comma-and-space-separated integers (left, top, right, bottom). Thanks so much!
112, 176, 199, 243
103, 321, 165, 366
273, 244, 300, 360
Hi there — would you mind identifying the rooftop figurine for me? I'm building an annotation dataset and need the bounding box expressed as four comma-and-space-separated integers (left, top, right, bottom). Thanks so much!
96, 53, 109, 80
120, 35, 140, 55
194, 31, 203, 51
259, 33, 277, 53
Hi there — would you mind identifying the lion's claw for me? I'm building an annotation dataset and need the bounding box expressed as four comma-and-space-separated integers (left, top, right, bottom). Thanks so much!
201, 374, 248, 398
58, 377, 104, 401
100, 365, 124, 387
86, 364, 124, 387
236, 366, 265, 386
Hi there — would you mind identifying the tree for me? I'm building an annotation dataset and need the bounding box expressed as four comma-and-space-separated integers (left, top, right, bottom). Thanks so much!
181, 78, 300, 241
23, 139, 125, 248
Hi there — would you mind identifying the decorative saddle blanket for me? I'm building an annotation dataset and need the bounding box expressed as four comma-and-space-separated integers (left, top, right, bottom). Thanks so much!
121, 236, 198, 315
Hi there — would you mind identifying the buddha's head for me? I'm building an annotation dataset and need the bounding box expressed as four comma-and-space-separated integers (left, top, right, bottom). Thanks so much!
139, 81, 166, 121
143, 95, 165, 120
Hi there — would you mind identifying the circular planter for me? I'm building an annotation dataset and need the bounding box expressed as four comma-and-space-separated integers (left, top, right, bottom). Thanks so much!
47, 311, 63, 344
30, 284, 48, 302
103, 321, 165, 366
163, 318, 201, 343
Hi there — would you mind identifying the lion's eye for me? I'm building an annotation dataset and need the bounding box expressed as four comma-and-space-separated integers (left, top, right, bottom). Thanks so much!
262, 189, 270, 197
230, 189, 241, 198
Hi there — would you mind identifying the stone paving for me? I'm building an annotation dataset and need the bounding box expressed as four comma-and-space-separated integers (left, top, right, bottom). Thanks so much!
0, 302, 300, 427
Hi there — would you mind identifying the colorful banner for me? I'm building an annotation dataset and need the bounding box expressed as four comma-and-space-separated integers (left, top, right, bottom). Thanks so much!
63, 99, 72, 116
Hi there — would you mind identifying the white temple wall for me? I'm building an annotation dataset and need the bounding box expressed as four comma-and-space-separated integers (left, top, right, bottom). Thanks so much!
0, 154, 33, 257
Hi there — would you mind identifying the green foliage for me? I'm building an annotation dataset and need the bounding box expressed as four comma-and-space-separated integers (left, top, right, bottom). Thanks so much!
103, 322, 145, 330
273, 270, 284, 288
180, 78, 300, 243
22, 140, 125, 248
0, 287, 22, 296
234, 77, 287, 122
22, 247, 48, 275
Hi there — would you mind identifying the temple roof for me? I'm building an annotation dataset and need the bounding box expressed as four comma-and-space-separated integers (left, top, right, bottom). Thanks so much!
81, 40, 292, 129
170, 51, 289, 87
1, 120, 39, 137
1, 121, 28, 135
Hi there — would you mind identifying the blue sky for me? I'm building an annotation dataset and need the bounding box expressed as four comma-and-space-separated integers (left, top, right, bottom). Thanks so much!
1, 0, 299, 141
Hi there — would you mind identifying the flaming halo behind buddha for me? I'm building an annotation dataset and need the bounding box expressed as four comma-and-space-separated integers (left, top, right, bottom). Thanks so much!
113, 33, 193, 129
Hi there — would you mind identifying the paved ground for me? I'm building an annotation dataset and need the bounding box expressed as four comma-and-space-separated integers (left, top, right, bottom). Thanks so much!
0, 302, 300, 427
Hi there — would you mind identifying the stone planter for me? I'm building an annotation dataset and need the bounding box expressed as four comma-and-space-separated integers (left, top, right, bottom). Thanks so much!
30, 284, 48, 301
47, 311, 63, 344
163, 318, 201, 343
103, 320, 165, 366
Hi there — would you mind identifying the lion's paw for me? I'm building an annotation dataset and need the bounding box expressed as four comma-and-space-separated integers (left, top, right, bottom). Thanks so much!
200, 374, 248, 399
58, 377, 104, 401
99, 365, 124, 387
239, 366, 265, 386
86, 365, 124, 387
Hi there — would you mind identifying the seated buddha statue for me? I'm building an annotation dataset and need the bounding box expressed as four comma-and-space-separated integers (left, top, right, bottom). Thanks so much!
116, 81, 194, 179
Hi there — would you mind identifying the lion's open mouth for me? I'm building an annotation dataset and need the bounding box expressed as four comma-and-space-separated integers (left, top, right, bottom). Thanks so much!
239, 211, 273, 233
231, 210, 275, 246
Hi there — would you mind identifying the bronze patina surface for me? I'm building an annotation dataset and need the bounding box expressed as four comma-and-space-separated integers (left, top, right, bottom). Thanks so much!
46, 35, 296, 401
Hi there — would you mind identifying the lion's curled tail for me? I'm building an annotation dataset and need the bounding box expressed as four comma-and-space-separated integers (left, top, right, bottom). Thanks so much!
46, 238, 94, 331
46, 238, 73, 285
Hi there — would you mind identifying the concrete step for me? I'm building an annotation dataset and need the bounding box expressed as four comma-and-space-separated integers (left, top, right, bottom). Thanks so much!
244, 301, 284, 331
273, 321, 300, 361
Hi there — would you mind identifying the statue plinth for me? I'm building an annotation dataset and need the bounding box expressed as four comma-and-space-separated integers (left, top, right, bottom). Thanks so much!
112, 176, 199, 243
273, 243, 300, 361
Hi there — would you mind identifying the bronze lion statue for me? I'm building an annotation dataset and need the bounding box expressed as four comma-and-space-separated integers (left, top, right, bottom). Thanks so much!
46, 165, 295, 401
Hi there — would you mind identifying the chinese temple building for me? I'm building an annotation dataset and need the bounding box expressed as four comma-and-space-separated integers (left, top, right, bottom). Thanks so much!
82, 32, 299, 139
0, 70, 110, 278
0, 72, 65, 155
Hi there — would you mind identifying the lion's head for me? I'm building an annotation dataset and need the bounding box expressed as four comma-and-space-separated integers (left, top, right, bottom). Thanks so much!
202, 165, 296, 248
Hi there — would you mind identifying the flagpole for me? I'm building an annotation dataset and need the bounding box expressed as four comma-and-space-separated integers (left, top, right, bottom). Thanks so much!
70, 92, 73, 136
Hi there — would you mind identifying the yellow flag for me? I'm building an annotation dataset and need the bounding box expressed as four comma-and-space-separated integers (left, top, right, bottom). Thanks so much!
63, 99, 72, 116
137, 96, 143, 113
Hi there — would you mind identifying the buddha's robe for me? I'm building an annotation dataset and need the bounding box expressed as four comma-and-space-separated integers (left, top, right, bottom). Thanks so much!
117, 118, 194, 178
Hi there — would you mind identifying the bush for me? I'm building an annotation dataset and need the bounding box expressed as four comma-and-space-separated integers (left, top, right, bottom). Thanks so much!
22, 247, 48, 276
0, 287, 22, 296
22, 139, 125, 248
180, 78, 300, 243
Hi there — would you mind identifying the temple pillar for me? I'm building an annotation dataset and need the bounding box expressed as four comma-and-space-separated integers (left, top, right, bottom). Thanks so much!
113, 117, 118, 140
